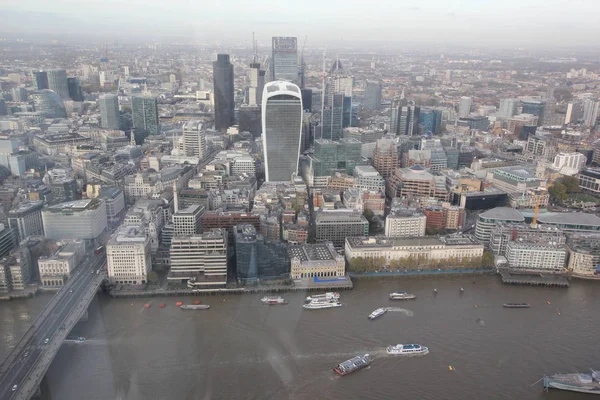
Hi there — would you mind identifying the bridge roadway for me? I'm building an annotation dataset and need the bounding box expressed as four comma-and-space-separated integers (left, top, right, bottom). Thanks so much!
0, 252, 107, 400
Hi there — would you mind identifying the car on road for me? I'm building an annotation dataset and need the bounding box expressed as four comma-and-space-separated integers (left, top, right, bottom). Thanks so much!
12, 384, 18, 391
24, 352, 29, 357
69, 289, 73, 293
44, 338, 49, 344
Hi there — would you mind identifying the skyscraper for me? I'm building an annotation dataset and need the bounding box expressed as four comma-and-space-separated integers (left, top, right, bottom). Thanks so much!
248, 62, 265, 106
398, 101, 420, 136
181, 120, 206, 158
498, 99, 518, 119
271, 37, 298, 83
47, 69, 69, 99
582, 99, 599, 128
213, 54, 234, 132
390, 98, 403, 134
67, 77, 84, 101
34, 71, 48, 90
262, 81, 303, 182
132, 94, 159, 143
458, 96, 472, 118
364, 80, 382, 110
521, 99, 546, 126
31, 90, 67, 118
99, 94, 120, 130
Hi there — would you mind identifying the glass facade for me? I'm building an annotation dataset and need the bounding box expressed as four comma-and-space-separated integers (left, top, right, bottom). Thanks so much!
132, 94, 159, 142
47, 69, 69, 99
100, 94, 120, 130
262, 82, 302, 182
213, 54, 235, 131
31, 90, 67, 118
271, 37, 298, 83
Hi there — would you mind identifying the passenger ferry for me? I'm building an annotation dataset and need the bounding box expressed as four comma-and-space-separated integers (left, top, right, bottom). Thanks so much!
386, 344, 429, 355
503, 303, 530, 308
389, 291, 417, 300
305, 292, 340, 302
303, 300, 342, 310
261, 296, 288, 305
368, 308, 387, 320
333, 354, 371, 376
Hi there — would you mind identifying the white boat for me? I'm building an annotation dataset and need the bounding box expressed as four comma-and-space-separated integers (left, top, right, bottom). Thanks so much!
368, 308, 387, 320
303, 300, 342, 310
305, 292, 340, 302
261, 296, 288, 305
386, 344, 429, 355
180, 304, 210, 310
389, 291, 417, 300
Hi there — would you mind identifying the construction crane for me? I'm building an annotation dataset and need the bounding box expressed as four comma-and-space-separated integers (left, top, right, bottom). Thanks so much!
532, 174, 560, 227
320, 46, 327, 139
298, 36, 307, 89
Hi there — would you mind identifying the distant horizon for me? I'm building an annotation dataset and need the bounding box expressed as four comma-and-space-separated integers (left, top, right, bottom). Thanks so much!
1, 0, 599, 49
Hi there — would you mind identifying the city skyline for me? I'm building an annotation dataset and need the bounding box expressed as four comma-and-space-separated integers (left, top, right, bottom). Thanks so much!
1, 1, 600, 48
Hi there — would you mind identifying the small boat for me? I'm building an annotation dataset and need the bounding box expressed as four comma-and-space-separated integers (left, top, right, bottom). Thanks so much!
175, 301, 183, 306
449, 365, 454, 371
193, 301, 201, 305
303, 300, 342, 310
460, 287, 464, 293
159, 304, 166, 308
144, 304, 151, 308
181, 304, 210, 310
389, 291, 416, 300
333, 354, 371, 376
544, 371, 600, 394
368, 308, 387, 320
433, 288, 438, 293
503, 303, 530, 308
305, 292, 340, 302
261, 296, 288, 305
386, 344, 429, 356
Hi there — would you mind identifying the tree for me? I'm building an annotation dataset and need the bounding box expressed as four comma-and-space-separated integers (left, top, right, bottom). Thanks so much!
560, 176, 580, 194
553, 87, 573, 102
147, 271, 159, 285
549, 183, 567, 202
481, 251, 495, 268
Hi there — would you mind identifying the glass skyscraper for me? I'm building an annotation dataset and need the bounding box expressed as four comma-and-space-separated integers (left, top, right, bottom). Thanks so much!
262, 81, 303, 182
31, 90, 67, 118
132, 94, 159, 142
271, 37, 298, 84
47, 69, 69, 99
100, 94, 120, 130
364, 80, 382, 110
213, 54, 235, 132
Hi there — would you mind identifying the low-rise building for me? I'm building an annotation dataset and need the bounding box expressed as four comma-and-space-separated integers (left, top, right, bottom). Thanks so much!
384, 209, 426, 237
315, 209, 369, 247
8, 200, 44, 243
234, 224, 290, 283
475, 207, 525, 244
288, 242, 345, 279
578, 168, 600, 194
567, 233, 600, 277
42, 198, 108, 240
345, 235, 484, 268
38, 240, 84, 287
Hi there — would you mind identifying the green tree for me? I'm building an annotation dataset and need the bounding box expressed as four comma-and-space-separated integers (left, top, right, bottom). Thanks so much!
560, 176, 580, 194
553, 87, 573, 102
481, 251, 495, 267
147, 271, 159, 284
549, 183, 567, 202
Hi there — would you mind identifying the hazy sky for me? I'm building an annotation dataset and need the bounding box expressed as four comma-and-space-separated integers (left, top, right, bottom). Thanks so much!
2, 0, 599, 47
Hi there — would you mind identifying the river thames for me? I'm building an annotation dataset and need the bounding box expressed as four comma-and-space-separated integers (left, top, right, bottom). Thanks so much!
1, 275, 598, 400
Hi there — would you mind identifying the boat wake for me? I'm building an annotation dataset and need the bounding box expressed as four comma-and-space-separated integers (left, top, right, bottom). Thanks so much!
384, 307, 414, 316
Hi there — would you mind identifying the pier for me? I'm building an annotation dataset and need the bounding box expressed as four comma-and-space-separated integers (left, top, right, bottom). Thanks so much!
499, 269, 569, 287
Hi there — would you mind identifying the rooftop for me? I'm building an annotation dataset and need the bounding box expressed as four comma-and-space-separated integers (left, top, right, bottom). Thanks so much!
288, 242, 338, 262
45, 198, 102, 213
479, 207, 525, 222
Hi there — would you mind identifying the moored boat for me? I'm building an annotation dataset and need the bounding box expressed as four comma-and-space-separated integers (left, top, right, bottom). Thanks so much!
389, 291, 416, 300
180, 304, 210, 310
503, 303, 530, 308
261, 296, 288, 305
368, 308, 387, 320
333, 354, 371, 376
303, 300, 342, 310
544, 371, 600, 395
305, 292, 340, 302
386, 344, 429, 355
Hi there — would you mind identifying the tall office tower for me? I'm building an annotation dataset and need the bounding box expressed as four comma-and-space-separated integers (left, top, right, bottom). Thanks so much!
47, 69, 69, 99
583, 99, 600, 128
31, 90, 67, 118
390, 98, 402, 134
301, 88, 312, 112
271, 37, 298, 83
99, 94, 120, 130
498, 98, 518, 119
458, 96, 472, 118
397, 101, 420, 136
262, 81, 303, 182
565, 101, 583, 124
181, 120, 206, 158
364, 80, 382, 110
213, 54, 234, 132
132, 94, 159, 143
321, 93, 344, 140
34, 71, 48, 90
12, 87, 28, 102
248, 62, 265, 106
67, 77, 84, 101
419, 108, 438, 135
238, 105, 262, 137
0, 99, 6, 116
521, 99, 546, 126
